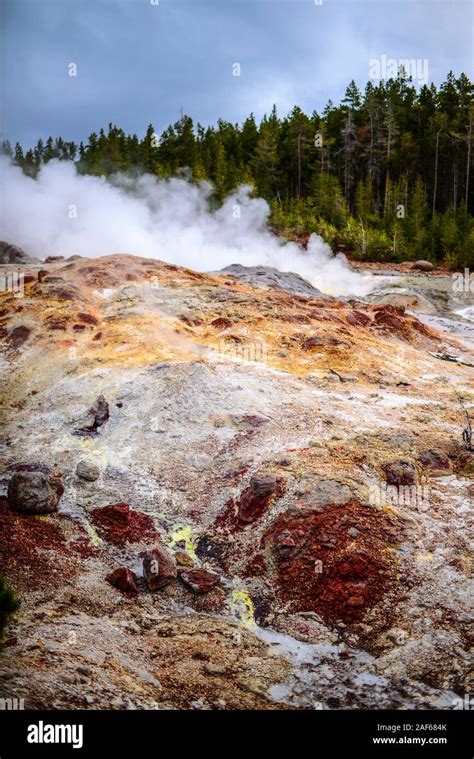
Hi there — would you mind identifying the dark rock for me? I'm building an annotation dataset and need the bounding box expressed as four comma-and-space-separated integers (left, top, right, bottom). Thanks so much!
7, 471, 64, 514
0, 241, 39, 265
418, 449, 451, 476
32, 281, 82, 301
45, 256, 65, 263
210, 317, 233, 330
143, 546, 177, 590
383, 459, 417, 486
106, 568, 139, 594
37, 270, 49, 283
7, 325, 31, 349
410, 260, 435, 272
237, 473, 283, 524
75, 394, 109, 436
346, 310, 372, 327
180, 569, 221, 593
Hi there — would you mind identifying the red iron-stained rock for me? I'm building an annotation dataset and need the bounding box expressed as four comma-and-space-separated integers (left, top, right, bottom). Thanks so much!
106, 567, 139, 594
237, 474, 284, 525
179, 569, 221, 593
262, 500, 402, 624
346, 310, 372, 327
143, 546, 177, 590
90, 503, 156, 546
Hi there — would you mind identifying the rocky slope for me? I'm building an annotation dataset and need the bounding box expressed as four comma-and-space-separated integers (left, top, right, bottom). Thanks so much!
0, 253, 472, 710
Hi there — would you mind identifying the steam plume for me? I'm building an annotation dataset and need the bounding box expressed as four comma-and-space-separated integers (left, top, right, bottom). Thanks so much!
0, 157, 374, 296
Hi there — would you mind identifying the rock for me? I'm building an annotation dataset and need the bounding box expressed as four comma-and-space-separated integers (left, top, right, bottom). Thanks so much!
76, 459, 101, 481
143, 546, 177, 590
215, 264, 330, 298
383, 459, 417, 486
456, 451, 474, 477
93, 502, 130, 530
0, 241, 39, 265
365, 288, 438, 315
410, 260, 435, 272
418, 449, 451, 476
45, 255, 65, 263
174, 550, 195, 567
75, 394, 109, 435
7, 325, 31, 349
297, 478, 353, 510
180, 569, 221, 593
91, 503, 156, 546
237, 473, 283, 524
301, 335, 345, 350
7, 471, 64, 514
346, 310, 372, 327
106, 568, 139, 594
210, 317, 233, 330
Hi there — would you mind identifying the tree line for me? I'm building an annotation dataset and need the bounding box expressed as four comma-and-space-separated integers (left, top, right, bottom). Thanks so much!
3, 70, 473, 267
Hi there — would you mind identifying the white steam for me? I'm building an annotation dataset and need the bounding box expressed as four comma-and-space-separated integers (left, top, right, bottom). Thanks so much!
0, 157, 374, 296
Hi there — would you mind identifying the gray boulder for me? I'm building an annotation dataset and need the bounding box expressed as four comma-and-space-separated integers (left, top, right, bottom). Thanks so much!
215, 264, 331, 299
7, 471, 64, 514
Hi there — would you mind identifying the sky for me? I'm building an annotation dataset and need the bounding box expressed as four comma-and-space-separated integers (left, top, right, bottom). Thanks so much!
1, 0, 472, 149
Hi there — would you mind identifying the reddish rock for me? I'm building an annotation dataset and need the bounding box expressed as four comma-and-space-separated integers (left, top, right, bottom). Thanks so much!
76, 312, 99, 325
419, 449, 451, 475
210, 317, 233, 330
7, 471, 64, 514
383, 459, 417, 486
143, 546, 177, 590
263, 501, 401, 624
373, 310, 407, 333
237, 474, 284, 525
180, 569, 221, 593
346, 310, 371, 327
8, 325, 31, 349
90, 503, 156, 546
106, 567, 139, 594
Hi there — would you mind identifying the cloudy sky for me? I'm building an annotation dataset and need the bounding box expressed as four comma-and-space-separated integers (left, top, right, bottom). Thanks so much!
1, 0, 472, 149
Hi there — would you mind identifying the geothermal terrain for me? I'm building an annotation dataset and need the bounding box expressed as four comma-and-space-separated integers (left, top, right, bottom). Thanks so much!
0, 247, 473, 710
